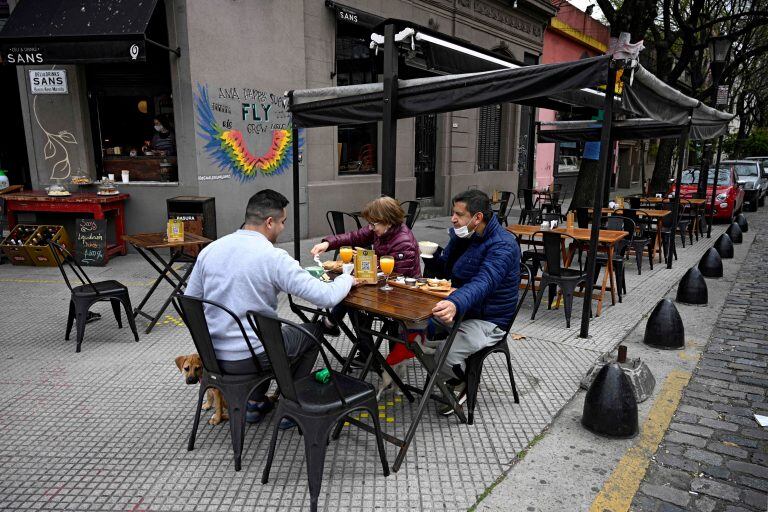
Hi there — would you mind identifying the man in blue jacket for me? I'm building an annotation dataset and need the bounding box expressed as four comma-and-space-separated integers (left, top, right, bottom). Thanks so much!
429, 189, 520, 415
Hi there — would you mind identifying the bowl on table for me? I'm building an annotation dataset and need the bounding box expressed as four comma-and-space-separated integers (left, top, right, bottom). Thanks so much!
419, 241, 439, 258
305, 266, 325, 279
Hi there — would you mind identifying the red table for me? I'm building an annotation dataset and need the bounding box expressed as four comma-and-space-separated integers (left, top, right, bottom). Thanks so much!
3, 190, 130, 261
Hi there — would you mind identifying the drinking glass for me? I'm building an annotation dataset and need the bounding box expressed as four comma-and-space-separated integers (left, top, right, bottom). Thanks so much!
380, 255, 395, 291
340, 246, 354, 263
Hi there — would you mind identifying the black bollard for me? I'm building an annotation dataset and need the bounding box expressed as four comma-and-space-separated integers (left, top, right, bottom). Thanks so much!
698, 248, 724, 278
726, 222, 743, 243
676, 267, 708, 305
643, 298, 685, 349
735, 213, 749, 233
581, 363, 639, 438
714, 233, 734, 258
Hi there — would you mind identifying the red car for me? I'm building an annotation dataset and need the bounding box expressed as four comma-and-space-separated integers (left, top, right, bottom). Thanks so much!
673, 167, 744, 221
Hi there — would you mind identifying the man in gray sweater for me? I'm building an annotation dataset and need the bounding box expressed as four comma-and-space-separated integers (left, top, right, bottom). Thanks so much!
185, 189, 356, 426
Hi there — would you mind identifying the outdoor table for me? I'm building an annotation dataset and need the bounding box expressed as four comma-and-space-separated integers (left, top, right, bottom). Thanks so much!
507, 224, 627, 315
3, 190, 130, 261
589, 207, 671, 262
123, 232, 212, 334
340, 283, 466, 472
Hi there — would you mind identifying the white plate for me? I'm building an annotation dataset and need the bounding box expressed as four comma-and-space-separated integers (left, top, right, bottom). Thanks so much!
420, 253, 434, 259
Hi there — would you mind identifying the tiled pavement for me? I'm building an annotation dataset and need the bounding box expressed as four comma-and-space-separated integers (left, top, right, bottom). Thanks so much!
0, 221, 733, 511
631, 216, 768, 512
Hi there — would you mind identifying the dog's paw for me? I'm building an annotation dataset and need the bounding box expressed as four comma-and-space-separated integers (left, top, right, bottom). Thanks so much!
201, 401, 213, 411
208, 415, 220, 425
221, 410, 229, 421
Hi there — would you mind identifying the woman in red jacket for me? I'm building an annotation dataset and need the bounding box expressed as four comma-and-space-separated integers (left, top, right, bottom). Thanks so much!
311, 196, 422, 368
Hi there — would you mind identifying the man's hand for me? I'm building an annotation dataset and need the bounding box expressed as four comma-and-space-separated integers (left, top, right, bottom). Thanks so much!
311, 241, 329, 256
352, 277, 365, 287
432, 300, 456, 323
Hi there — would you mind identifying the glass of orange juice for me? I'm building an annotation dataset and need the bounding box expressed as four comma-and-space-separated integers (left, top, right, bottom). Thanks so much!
380, 255, 395, 291
340, 246, 354, 264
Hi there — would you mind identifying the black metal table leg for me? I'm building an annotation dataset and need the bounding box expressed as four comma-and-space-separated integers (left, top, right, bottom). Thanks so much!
144, 261, 195, 334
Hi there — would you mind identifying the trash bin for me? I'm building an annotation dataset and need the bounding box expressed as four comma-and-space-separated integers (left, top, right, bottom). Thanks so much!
166, 196, 216, 258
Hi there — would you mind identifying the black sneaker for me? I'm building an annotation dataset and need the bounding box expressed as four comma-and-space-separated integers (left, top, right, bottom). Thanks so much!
319, 319, 341, 337
439, 382, 467, 416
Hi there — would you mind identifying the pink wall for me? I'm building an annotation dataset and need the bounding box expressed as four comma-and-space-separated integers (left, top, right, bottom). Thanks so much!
534, 6, 609, 188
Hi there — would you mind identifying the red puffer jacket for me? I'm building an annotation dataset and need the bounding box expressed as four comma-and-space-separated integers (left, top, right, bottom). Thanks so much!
323, 223, 421, 277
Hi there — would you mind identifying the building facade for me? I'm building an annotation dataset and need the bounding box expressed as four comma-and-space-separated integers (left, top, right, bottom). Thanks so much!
1, 0, 555, 241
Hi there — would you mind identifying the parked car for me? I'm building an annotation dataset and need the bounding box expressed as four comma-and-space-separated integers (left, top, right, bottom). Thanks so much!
558, 156, 579, 174
724, 159, 766, 211
675, 167, 744, 221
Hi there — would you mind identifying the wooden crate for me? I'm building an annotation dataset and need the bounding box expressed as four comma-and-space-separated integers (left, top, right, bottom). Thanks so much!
26, 225, 71, 267
0, 224, 37, 265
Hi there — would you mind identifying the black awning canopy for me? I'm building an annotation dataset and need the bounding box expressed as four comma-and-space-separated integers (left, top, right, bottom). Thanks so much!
0, 0, 161, 64
538, 118, 692, 143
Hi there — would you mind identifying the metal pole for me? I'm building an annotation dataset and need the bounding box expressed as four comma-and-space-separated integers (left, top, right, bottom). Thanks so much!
292, 127, 301, 261
381, 24, 398, 197
602, 137, 615, 206
579, 60, 617, 339
667, 120, 692, 269
707, 135, 724, 237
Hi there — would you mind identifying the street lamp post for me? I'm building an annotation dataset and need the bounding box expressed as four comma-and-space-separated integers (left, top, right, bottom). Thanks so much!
703, 35, 732, 237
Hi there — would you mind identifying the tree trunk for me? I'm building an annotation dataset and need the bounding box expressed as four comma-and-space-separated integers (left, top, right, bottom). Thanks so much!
649, 138, 676, 194
569, 158, 602, 211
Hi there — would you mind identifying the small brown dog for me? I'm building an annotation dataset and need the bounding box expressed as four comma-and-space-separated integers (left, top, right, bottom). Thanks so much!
175, 353, 229, 425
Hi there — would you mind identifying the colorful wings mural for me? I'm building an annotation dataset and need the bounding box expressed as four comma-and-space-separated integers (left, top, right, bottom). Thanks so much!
194, 83, 300, 181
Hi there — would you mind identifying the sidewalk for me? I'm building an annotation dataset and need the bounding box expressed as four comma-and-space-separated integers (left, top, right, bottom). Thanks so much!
0, 201, 750, 512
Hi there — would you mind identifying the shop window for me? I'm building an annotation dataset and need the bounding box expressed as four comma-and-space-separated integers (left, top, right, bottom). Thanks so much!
85, 1, 177, 183
477, 104, 502, 171
335, 21, 378, 175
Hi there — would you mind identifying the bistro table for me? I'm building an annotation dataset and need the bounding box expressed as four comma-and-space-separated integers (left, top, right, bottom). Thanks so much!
507, 224, 627, 315
123, 232, 212, 334
3, 190, 130, 261
338, 283, 466, 472
589, 207, 671, 262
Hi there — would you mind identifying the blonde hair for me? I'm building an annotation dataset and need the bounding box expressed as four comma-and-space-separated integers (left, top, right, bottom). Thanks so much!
361, 196, 405, 226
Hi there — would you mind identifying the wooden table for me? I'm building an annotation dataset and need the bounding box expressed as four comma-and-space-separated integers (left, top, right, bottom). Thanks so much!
507, 225, 627, 315
0, 185, 23, 196
589, 208, 671, 262
3, 190, 130, 261
123, 232, 212, 334
340, 283, 466, 472
639, 196, 707, 205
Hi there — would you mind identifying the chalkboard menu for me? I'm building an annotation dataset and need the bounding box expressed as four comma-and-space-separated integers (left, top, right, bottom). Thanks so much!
75, 218, 107, 266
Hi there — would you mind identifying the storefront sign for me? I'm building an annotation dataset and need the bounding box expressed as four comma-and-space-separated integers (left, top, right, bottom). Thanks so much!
1, 40, 146, 65
194, 83, 301, 182
716, 85, 729, 106
29, 70, 68, 94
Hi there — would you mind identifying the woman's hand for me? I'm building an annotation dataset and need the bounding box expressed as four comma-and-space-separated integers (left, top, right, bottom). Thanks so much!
311, 241, 329, 256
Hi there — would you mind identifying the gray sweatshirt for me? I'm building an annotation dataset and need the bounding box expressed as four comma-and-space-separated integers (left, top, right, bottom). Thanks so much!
185, 229, 353, 361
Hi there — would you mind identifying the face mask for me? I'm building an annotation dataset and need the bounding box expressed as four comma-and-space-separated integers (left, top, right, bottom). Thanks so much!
154, 125, 164, 132
453, 216, 477, 238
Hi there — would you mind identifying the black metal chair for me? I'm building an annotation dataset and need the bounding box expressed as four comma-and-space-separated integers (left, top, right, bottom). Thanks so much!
541, 184, 563, 215
517, 188, 542, 225
618, 209, 653, 274
575, 207, 591, 229
399, 200, 421, 229
50, 241, 139, 352
175, 295, 273, 472
464, 263, 532, 425
530, 232, 588, 328
248, 311, 389, 512
595, 216, 634, 302
493, 191, 515, 226
326, 210, 364, 258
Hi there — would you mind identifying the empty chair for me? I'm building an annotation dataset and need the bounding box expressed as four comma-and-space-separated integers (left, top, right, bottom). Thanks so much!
575, 207, 591, 229
618, 209, 653, 273
50, 241, 139, 352
541, 184, 563, 215
595, 216, 634, 301
530, 232, 588, 328
517, 188, 542, 225
326, 210, 364, 258
175, 295, 273, 472
493, 191, 515, 226
464, 263, 532, 424
248, 312, 389, 512
399, 200, 421, 229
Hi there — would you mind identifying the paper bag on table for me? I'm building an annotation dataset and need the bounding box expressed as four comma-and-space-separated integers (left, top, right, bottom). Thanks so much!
354, 248, 378, 284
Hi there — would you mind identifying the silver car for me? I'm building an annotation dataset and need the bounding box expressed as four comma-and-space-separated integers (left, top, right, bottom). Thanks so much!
725, 160, 767, 211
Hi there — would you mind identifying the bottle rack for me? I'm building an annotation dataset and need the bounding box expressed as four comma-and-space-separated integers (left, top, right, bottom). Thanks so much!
27, 225, 71, 267
0, 224, 37, 265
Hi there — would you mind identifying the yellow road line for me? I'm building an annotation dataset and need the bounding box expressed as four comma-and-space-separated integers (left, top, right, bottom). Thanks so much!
590, 369, 691, 512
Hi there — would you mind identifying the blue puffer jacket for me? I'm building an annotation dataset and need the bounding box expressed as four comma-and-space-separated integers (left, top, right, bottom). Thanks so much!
440, 214, 520, 330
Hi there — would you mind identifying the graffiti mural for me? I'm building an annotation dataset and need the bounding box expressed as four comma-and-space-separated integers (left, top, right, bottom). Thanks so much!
33, 96, 78, 181
194, 83, 301, 182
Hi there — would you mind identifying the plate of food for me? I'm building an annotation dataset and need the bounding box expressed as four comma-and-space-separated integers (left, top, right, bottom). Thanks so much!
321, 260, 345, 273
392, 277, 454, 297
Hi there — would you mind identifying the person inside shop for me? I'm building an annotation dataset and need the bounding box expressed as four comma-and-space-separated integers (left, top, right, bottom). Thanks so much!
185, 189, 358, 427
143, 114, 176, 156
423, 189, 520, 416
310, 196, 422, 370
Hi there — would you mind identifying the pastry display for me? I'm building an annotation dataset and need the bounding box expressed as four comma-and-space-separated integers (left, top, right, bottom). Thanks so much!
97, 181, 119, 195
71, 177, 92, 185
46, 184, 70, 196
